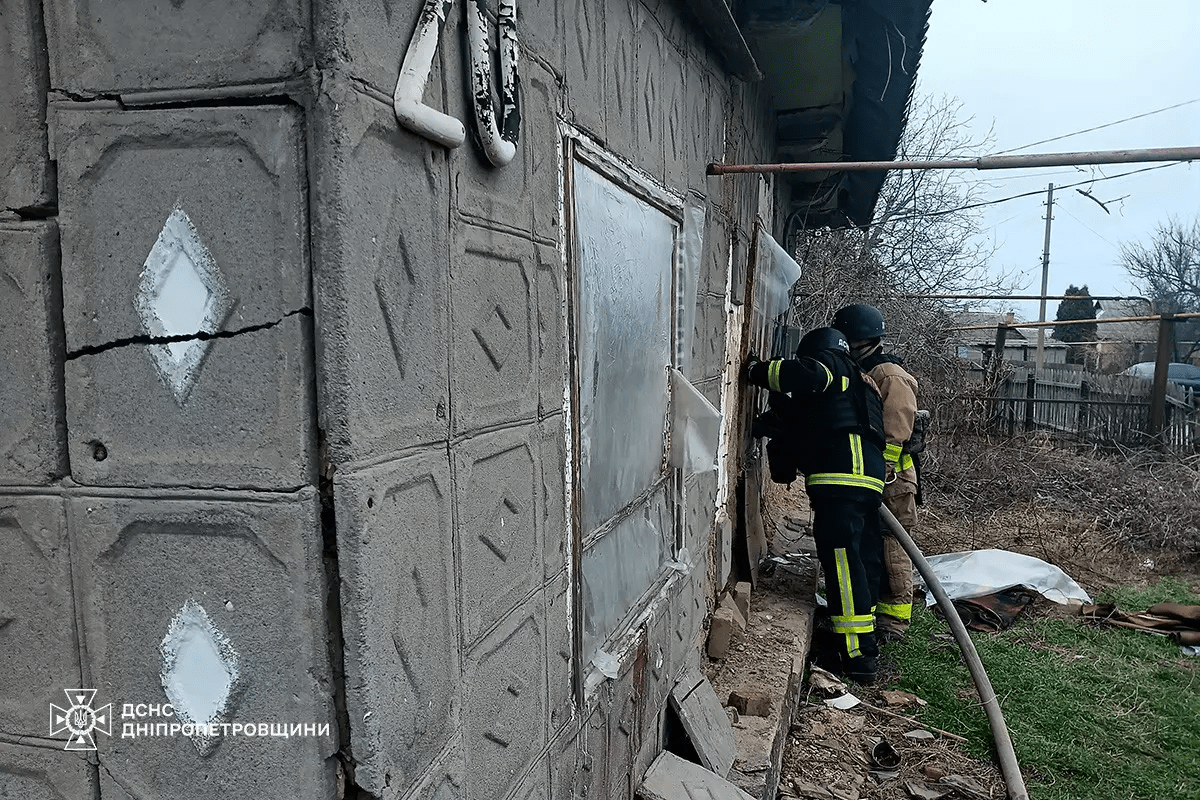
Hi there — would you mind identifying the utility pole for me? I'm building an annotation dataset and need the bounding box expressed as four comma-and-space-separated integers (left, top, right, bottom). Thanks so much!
1035, 183, 1055, 371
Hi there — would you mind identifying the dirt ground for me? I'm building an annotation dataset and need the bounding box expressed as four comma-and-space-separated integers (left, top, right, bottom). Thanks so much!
756, 434, 1200, 800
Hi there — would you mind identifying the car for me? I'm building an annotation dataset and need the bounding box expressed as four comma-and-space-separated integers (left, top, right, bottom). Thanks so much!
1120, 361, 1200, 390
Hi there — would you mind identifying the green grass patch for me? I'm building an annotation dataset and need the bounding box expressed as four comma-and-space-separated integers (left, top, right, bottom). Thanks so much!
887, 580, 1200, 800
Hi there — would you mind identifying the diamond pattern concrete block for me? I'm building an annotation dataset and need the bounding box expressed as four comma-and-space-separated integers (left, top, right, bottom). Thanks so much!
0, 0, 52, 211
463, 596, 545, 800
0, 494, 82, 737
0, 221, 66, 485
525, 40, 563, 245
538, 416, 568, 581
607, 659, 644, 800
314, 1, 447, 97
544, 573, 572, 737
535, 243, 567, 419
603, 0, 634, 155
563, 0, 605, 141
668, 666, 736, 778
447, 9, 533, 237
64, 314, 315, 489
52, 105, 309, 354
664, 48, 689, 191
333, 451, 459, 796
43, 0, 306, 94
311, 79, 451, 465
0, 742, 95, 799
637, 751, 757, 800
550, 702, 608, 800
403, 735, 465, 800
455, 425, 540, 644
683, 469, 718, 565
634, 21, 666, 184
67, 489, 335, 798
451, 225, 537, 432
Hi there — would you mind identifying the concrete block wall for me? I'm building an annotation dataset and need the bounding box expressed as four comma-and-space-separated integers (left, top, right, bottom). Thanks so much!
1, 0, 778, 798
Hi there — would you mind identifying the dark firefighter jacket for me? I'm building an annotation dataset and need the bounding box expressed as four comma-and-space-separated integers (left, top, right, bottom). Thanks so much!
747, 350, 886, 497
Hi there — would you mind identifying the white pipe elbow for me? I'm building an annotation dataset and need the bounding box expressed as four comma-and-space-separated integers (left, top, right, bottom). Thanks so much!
393, 0, 466, 149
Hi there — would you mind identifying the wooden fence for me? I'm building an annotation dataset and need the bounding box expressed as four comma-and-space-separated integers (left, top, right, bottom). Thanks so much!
949, 361, 1199, 451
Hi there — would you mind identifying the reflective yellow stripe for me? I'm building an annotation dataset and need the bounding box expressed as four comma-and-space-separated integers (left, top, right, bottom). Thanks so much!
768, 360, 782, 392
841, 375, 849, 391
849, 433, 864, 475
807, 473, 885, 493
834, 548, 854, 618
877, 602, 912, 621
831, 616, 876, 633
899, 453, 914, 471
883, 443, 903, 463
819, 362, 833, 390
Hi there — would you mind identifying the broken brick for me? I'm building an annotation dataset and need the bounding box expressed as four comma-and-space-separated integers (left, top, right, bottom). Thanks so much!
727, 688, 772, 717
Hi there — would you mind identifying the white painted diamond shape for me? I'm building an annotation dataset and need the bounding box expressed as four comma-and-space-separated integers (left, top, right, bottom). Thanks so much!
160, 599, 240, 756
135, 207, 230, 405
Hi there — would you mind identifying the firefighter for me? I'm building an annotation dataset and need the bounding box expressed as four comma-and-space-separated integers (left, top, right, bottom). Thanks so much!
744, 327, 886, 683
833, 303, 920, 643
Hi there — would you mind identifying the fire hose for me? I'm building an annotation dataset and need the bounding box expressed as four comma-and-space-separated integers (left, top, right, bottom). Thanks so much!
880, 506, 1030, 800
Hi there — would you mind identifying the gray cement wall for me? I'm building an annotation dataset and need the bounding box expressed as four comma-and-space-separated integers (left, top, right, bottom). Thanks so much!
0, 1, 778, 798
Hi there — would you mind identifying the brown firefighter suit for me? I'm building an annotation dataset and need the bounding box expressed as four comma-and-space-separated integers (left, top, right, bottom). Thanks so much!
862, 353, 919, 635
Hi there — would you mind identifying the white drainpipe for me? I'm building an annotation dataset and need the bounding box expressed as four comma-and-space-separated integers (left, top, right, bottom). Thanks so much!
467, 0, 520, 167
393, 0, 466, 149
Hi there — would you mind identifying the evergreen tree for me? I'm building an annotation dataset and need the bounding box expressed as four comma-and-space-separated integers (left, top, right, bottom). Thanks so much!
1052, 285, 1098, 342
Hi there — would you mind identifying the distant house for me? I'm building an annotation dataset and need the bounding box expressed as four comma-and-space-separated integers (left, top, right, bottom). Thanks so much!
1093, 299, 1159, 373
950, 311, 1068, 367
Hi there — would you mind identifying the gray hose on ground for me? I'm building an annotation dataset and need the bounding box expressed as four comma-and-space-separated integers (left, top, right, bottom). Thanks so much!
880, 506, 1030, 800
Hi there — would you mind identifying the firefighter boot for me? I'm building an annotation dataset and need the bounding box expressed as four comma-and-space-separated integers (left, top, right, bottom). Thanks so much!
841, 632, 879, 685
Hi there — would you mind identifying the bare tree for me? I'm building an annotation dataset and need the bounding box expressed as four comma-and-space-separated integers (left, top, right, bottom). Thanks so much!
1120, 216, 1200, 357
787, 94, 1013, 376
1120, 216, 1200, 313
867, 93, 1015, 295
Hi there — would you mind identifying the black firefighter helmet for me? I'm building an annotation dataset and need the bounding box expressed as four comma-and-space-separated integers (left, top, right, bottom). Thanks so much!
797, 326, 850, 358
832, 303, 886, 341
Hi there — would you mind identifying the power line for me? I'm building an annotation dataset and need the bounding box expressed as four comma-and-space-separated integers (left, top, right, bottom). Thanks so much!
995, 97, 1200, 155
879, 161, 1186, 226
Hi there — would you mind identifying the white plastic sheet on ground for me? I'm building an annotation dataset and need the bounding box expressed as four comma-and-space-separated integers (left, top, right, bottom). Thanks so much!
917, 548, 1093, 607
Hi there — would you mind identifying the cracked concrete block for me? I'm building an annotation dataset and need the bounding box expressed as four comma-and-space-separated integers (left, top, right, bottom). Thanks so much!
550, 702, 608, 800
42, 0, 307, 95
333, 451, 459, 796
0, 494, 82, 737
64, 314, 315, 489
0, 221, 67, 485
637, 751, 756, 800
67, 488, 336, 799
450, 225, 541, 433
463, 594, 545, 800
52, 105, 309, 355
310, 78, 451, 466
0, 742, 95, 798
455, 424, 541, 645
0, 0, 53, 211
668, 666, 736, 778
607, 661, 643, 800
563, 0, 605, 140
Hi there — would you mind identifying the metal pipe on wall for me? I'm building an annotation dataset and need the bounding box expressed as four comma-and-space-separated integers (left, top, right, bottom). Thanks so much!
393, 0, 467, 148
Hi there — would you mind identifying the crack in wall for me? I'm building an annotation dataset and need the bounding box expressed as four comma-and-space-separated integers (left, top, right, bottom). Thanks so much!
64, 308, 313, 360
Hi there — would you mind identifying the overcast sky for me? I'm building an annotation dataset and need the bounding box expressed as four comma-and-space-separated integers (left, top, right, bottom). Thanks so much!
914, 0, 1200, 322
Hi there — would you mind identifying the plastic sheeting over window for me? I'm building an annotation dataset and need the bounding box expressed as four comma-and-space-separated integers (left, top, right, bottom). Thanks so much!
573, 162, 677, 533
749, 227, 801, 358
580, 485, 673, 662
